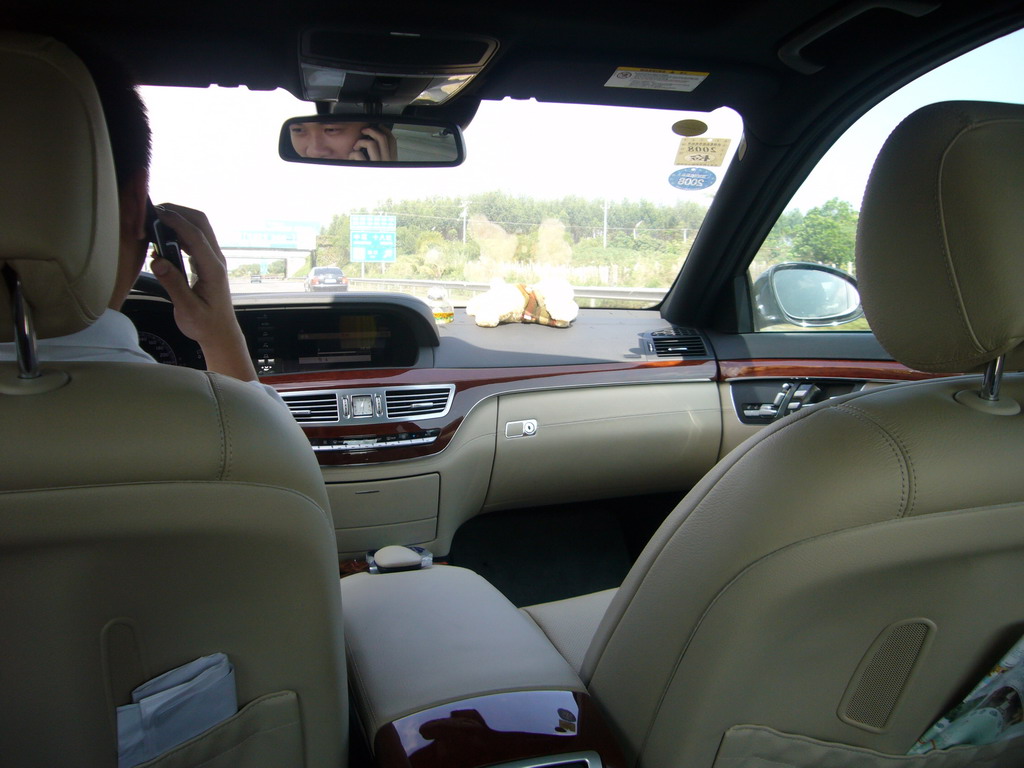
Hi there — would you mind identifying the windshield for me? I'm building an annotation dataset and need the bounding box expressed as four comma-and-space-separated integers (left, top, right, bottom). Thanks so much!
142, 88, 742, 308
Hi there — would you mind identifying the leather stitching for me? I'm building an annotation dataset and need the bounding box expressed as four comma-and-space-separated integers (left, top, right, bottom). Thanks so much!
729, 722, 1024, 765
206, 373, 232, 481
925, 113, 1024, 369
200, 372, 228, 481
859, 408, 917, 517
596, 394, 890, 761
624, 405, 839, 762
836, 403, 912, 518
894, 426, 917, 517
935, 110, 985, 356
344, 634, 380, 738
652, 505, 971, 767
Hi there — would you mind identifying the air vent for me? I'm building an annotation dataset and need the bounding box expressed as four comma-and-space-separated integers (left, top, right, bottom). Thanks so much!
648, 328, 708, 358
282, 392, 340, 424
385, 386, 454, 419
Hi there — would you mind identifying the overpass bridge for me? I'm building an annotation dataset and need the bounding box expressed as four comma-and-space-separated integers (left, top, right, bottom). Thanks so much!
220, 221, 322, 277
222, 247, 311, 278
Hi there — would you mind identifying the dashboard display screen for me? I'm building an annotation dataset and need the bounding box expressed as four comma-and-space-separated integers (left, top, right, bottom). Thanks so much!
296, 315, 382, 366
241, 309, 418, 374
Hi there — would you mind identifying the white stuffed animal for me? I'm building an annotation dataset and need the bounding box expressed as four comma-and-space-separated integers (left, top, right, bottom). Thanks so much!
530, 278, 579, 327
465, 281, 528, 327
466, 278, 579, 328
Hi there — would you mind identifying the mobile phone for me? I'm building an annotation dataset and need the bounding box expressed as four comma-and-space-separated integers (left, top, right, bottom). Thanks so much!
357, 124, 382, 160
145, 199, 186, 273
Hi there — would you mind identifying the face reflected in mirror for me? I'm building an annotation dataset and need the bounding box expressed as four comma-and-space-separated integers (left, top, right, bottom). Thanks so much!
288, 121, 398, 161
279, 116, 465, 167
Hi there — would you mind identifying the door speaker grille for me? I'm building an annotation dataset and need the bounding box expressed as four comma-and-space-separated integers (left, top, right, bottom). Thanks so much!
841, 620, 933, 731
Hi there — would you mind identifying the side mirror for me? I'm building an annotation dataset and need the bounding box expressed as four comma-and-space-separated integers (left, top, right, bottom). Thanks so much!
754, 262, 863, 328
279, 115, 465, 167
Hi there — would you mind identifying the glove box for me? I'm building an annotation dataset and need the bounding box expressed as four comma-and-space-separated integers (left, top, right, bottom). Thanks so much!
485, 383, 720, 511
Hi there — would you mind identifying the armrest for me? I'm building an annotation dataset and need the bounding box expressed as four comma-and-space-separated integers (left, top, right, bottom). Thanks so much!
340, 565, 586, 741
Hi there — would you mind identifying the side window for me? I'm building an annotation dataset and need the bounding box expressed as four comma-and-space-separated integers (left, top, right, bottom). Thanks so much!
750, 28, 1024, 332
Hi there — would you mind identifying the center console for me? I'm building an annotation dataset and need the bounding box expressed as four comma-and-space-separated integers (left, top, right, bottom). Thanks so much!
339, 564, 625, 768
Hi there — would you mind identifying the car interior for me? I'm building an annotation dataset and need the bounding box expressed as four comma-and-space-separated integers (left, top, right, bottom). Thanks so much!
1, 2, 1023, 767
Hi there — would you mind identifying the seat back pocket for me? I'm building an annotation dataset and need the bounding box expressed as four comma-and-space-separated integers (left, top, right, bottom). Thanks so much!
139, 690, 303, 768
714, 724, 1024, 768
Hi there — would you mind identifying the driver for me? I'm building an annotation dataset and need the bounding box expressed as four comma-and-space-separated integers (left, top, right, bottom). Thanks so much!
0, 44, 277, 400
289, 121, 397, 161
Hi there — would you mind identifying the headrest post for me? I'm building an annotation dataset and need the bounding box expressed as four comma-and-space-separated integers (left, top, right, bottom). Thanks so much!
980, 355, 1006, 403
2, 265, 41, 380
953, 353, 1019, 416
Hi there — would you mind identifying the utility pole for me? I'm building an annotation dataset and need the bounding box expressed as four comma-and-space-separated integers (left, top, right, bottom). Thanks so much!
461, 200, 470, 244
603, 198, 609, 248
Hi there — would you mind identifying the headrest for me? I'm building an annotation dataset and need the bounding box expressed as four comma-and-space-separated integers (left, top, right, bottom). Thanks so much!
0, 34, 119, 342
856, 101, 1024, 373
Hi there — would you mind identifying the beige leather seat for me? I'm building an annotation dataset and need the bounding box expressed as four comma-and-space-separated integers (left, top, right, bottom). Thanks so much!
519, 100, 1024, 766
336, 100, 1024, 767
0, 35, 347, 767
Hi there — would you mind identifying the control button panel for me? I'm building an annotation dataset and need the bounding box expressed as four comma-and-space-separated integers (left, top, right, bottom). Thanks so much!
309, 428, 442, 453
733, 379, 861, 424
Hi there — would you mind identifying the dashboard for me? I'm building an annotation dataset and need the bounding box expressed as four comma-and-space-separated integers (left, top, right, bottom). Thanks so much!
123, 289, 721, 463
121, 287, 939, 558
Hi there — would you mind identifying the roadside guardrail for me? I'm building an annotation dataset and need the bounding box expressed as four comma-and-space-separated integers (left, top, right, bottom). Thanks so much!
345, 277, 665, 303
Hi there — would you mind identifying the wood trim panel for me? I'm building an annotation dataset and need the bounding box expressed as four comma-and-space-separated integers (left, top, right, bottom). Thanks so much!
264, 360, 715, 465
718, 359, 950, 382
373, 690, 625, 768
267, 359, 713, 389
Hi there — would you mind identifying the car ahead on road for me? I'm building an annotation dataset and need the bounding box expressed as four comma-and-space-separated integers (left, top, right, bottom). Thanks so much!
304, 266, 349, 292
2, 2, 1023, 768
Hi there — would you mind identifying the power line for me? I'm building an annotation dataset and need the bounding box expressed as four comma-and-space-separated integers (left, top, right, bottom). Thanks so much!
373, 210, 695, 233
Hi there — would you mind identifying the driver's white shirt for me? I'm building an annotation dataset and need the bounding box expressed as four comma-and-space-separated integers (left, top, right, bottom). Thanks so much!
0, 308, 286, 406
0, 309, 154, 363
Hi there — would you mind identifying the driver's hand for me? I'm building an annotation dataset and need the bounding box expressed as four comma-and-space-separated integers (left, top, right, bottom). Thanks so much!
149, 203, 258, 382
349, 125, 397, 162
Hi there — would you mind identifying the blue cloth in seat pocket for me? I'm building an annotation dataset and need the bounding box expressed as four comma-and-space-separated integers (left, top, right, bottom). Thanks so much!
117, 653, 237, 768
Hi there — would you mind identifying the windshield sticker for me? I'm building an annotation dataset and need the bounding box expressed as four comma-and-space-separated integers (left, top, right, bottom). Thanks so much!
669, 167, 717, 191
604, 67, 709, 92
675, 138, 732, 167
672, 119, 708, 137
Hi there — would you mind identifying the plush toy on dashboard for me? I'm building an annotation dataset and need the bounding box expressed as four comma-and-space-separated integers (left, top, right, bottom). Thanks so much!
466, 278, 579, 328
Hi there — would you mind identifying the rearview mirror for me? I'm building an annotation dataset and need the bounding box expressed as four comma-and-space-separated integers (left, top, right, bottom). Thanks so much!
754, 263, 863, 328
279, 115, 465, 167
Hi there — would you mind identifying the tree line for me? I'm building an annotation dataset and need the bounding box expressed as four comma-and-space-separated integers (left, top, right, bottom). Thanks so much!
753, 198, 859, 278
302, 190, 859, 286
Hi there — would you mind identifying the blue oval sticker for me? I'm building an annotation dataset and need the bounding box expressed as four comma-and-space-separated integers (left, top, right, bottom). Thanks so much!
669, 167, 717, 191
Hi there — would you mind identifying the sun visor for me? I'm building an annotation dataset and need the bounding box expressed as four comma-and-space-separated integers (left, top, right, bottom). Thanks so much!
299, 29, 498, 109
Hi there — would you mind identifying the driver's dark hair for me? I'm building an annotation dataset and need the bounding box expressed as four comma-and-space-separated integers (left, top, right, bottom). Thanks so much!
67, 40, 152, 191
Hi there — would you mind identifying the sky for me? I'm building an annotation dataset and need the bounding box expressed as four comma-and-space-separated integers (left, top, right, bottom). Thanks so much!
143, 91, 743, 238
142, 27, 1023, 241
788, 27, 1024, 212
